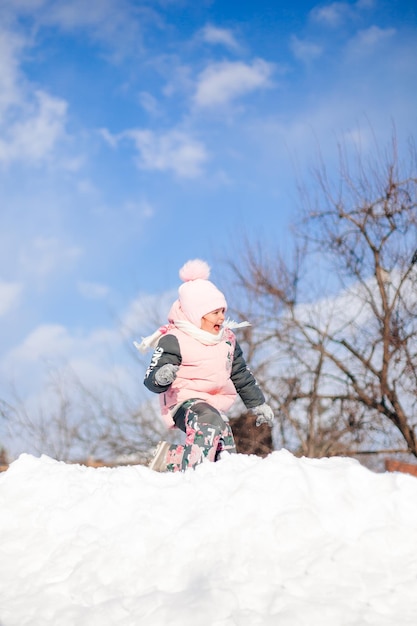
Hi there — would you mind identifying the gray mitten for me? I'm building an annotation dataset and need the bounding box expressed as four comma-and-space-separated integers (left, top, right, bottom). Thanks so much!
155, 364, 179, 386
252, 403, 274, 427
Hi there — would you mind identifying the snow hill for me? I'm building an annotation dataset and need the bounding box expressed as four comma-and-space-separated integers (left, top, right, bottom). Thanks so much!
1, 450, 417, 626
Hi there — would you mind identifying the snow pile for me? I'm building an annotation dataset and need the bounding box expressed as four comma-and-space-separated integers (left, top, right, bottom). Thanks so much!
1, 450, 417, 626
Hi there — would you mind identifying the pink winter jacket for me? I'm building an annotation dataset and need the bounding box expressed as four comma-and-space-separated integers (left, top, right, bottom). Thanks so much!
144, 326, 265, 429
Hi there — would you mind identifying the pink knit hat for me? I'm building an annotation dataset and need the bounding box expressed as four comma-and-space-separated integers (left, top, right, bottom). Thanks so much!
169, 259, 227, 327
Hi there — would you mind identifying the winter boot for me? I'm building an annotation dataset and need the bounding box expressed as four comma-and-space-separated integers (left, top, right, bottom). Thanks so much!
148, 441, 171, 472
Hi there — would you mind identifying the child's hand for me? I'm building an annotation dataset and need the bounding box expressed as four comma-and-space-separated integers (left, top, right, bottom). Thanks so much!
252, 403, 274, 427
155, 364, 179, 386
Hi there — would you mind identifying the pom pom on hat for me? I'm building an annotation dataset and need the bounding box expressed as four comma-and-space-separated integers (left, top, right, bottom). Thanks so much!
179, 259, 211, 282
176, 259, 227, 327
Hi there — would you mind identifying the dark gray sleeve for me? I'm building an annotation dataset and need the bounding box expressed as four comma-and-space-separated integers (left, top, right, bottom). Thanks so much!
230, 341, 265, 408
143, 334, 182, 394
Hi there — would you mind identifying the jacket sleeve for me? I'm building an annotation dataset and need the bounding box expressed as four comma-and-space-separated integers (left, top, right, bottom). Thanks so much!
230, 340, 265, 408
143, 334, 182, 394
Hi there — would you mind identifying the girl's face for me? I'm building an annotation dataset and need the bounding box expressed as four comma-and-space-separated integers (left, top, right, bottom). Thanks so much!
201, 308, 226, 334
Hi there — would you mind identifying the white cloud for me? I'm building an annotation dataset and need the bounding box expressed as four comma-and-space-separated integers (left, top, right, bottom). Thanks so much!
356, 0, 375, 8
200, 24, 241, 51
138, 91, 162, 116
1, 0, 46, 12
125, 129, 209, 178
44, 0, 121, 29
0, 321, 132, 418
290, 36, 323, 63
0, 292, 153, 417
99, 127, 119, 149
40, 0, 147, 63
350, 25, 396, 51
0, 24, 68, 166
310, 0, 375, 27
9, 324, 75, 363
2, 0, 136, 32
0, 280, 22, 316
125, 198, 155, 219
3, 292, 167, 386
310, 2, 351, 27
76, 178, 98, 195
0, 28, 24, 115
0, 90, 67, 165
193, 59, 274, 108
77, 281, 110, 300
122, 291, 176, 336
4, 321, 123, 378
19, 237, 82, 280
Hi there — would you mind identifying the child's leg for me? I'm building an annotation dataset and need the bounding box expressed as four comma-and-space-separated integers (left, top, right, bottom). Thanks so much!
215, 416, 236, 460
166, 401, 236, 472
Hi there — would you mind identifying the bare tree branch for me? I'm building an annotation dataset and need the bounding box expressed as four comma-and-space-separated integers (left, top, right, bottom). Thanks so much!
229, 131, 417, 460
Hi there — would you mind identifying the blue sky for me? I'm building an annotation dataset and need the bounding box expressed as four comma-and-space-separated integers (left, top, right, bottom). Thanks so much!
0, 0, 416, 452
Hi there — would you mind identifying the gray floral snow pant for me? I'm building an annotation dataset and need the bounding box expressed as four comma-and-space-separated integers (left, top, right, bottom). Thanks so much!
165, 399, 237, 472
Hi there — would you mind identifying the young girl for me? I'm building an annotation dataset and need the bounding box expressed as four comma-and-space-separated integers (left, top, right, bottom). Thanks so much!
137, 259, 274, 472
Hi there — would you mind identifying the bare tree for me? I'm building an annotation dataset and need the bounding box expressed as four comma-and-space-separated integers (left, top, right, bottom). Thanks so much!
229, 134, 417, 460
0, 297, 180, 464
1, 364, 170, 464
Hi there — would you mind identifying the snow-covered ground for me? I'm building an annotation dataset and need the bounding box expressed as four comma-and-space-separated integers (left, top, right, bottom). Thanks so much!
1, 450, 417, 626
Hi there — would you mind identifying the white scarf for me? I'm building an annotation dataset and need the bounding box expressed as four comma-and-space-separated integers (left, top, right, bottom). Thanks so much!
134, 317, 250, 353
